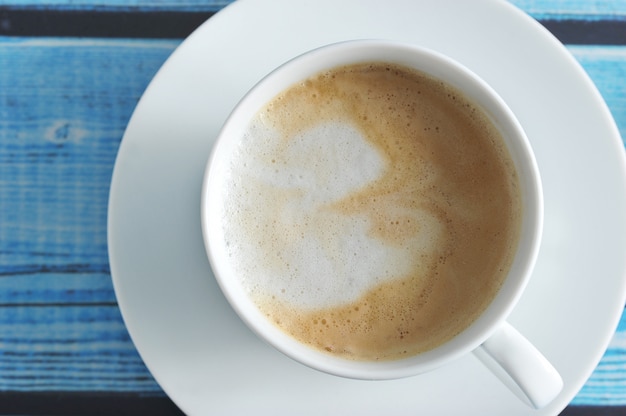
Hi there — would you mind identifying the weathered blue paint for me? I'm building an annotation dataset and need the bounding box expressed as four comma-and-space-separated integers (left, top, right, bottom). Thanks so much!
0, 37, 180, 393
0, 1, 625, 412
570, 45, 626, 144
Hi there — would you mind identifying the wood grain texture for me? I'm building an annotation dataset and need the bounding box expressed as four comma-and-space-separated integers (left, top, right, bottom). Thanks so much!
570, 46, 626, 145
0, 0, 232, 11
0, 1, 625, 414
1, 36, 625, 406
0, 0, 624, 19
0, 303, 158, 391
0, 38, 180, 392
509, 0, 626, 19
572, 311, 626, 405
1, 1, 624, 43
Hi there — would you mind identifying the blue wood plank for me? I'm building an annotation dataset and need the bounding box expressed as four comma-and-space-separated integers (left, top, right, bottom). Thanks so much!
0, 33, 625, 407
0, 0, 233, 11
509, 0, 626, 20
0, 37, 179, 393
0, 305, 162, 391
569, 46, 626, 144
572, 310, 626, 405
0, 0, 624, 21
0, 2, 624, 44
0, 273, 115, 305
0, 37, 179, 273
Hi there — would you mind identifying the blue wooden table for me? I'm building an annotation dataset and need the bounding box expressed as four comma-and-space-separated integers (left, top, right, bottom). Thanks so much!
0, 0, 625, 414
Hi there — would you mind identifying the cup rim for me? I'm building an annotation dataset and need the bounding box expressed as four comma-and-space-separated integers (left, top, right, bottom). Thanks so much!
200, 39, 543, 380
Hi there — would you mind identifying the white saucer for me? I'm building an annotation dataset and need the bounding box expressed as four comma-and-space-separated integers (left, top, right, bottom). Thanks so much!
107, 0, 626, 414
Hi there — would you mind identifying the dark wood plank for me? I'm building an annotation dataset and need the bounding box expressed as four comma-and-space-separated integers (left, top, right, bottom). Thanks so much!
0, 2, 624, 44
561, 406, 626, 416
0, 9, 214, 38
0, 392, 184, 416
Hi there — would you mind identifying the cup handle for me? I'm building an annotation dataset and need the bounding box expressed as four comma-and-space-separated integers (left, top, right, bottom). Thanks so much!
472, 321, 563, 409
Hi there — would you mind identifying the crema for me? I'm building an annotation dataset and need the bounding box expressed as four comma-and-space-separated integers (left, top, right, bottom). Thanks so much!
220, 62, 522, 361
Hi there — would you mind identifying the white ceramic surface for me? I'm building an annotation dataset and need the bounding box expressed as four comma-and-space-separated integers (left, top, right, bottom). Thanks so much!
107, 0, 626, 414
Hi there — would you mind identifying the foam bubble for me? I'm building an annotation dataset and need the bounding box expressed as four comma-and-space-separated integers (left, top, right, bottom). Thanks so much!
218, 62, 522, 361
222, 120, 443, 308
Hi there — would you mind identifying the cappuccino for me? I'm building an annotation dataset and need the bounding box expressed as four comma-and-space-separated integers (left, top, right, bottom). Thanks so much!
219, 62, 522, 361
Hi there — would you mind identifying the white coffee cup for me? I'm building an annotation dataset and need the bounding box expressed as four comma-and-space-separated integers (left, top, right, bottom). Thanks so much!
201, 40, 562, 409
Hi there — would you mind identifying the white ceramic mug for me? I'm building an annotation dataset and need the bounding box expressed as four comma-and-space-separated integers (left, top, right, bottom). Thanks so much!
201, 40, 563, 409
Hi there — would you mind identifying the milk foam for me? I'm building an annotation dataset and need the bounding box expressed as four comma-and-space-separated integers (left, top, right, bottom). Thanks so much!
218, 62, 522, 361
222, 119, 442, 309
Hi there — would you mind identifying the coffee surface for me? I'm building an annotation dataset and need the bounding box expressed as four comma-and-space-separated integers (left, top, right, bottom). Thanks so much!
220, 62, 522, 361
